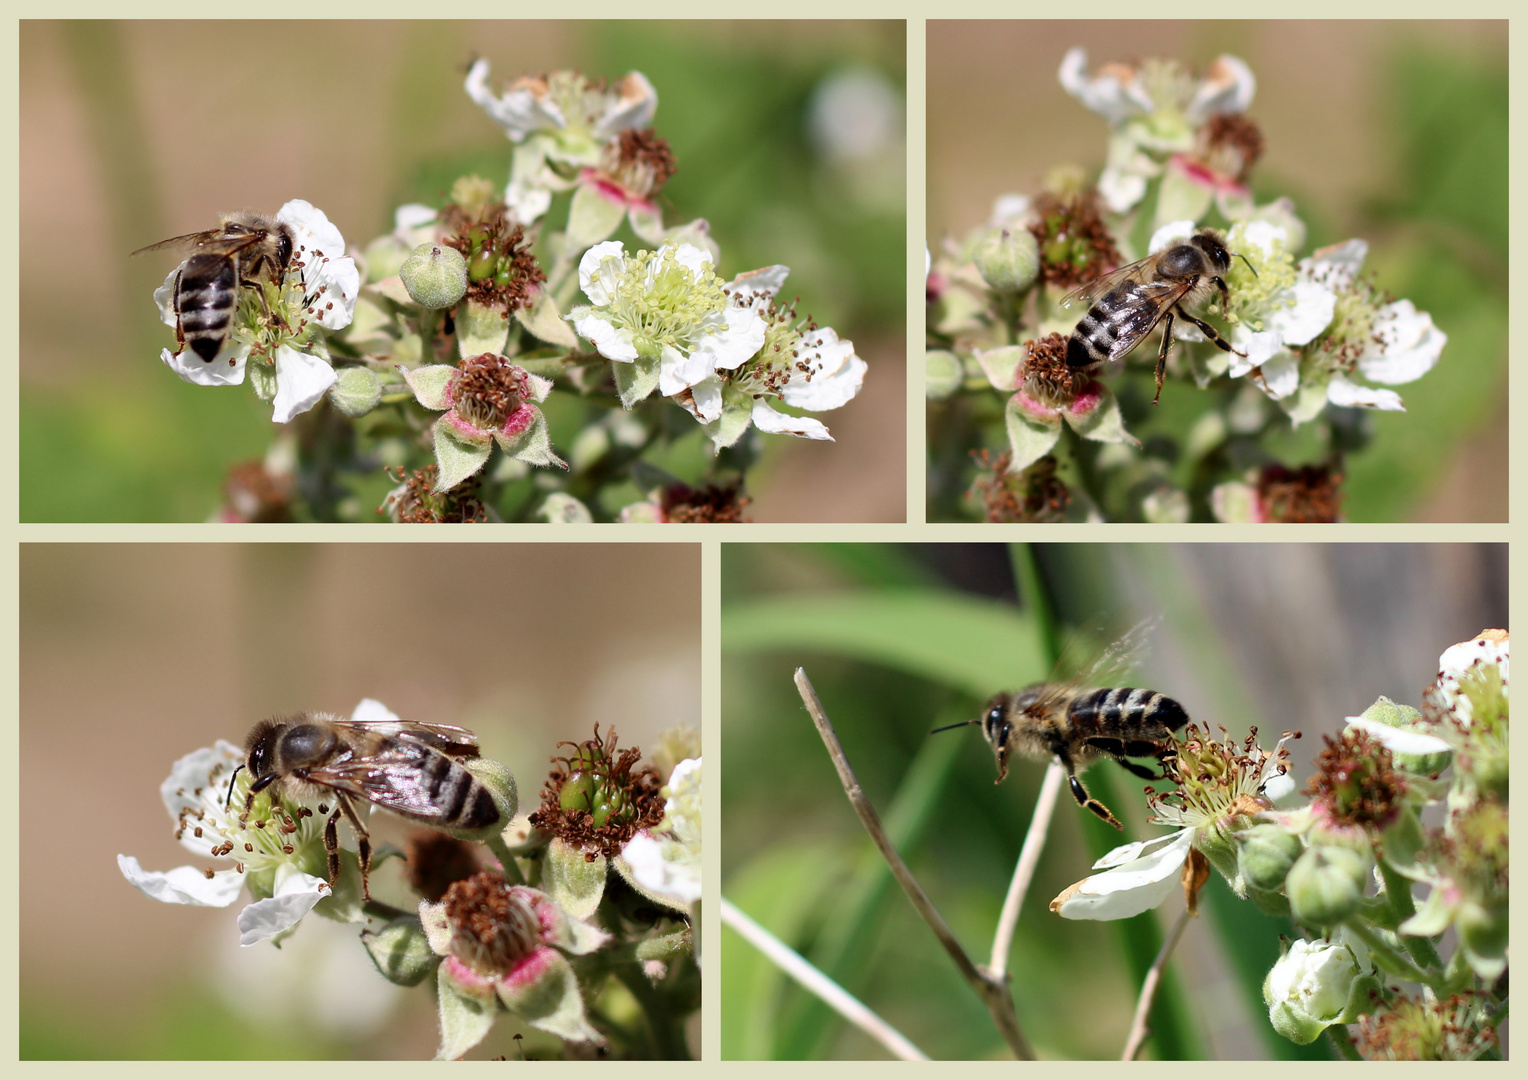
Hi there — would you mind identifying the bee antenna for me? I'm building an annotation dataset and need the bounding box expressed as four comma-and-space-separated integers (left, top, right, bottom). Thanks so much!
929, 719, 979, 735
1233, 251, 1259, 278
225, 764, 245, 811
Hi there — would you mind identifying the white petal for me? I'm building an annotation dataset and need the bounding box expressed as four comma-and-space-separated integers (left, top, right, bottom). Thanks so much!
505, 180, 553, 226
577, 240, 628, 306
751, 398, 832, 440
1055, 829, 1193, 921
781, 330, 866, 411
119, 854, 245, 907
1097, 167, 1148, 214
621, 833, 701, 905
159, 740, 245, 820
1229, 328, 1283, 375
1265, 281, 1336, 347
727, 264, 790, 301
1299, 238, 1368, 293
394, 203, 438, 231
270, 345, 337, 424
277, 200, 346, 265
465, 61, 565, 141
238, 865, 331, 946
154, 268, 179, 328
695, 306, 767, 372
1327, 375, 1404, 411
574, 314, 639, 363
351, 699, 401, 724
686, 376, 724, 422
162, 344, 249, 386
666, 242, 714, 277
593, 71, 658, 139
1187, 54, 1256, 120
659, 343, 713, 397
1260, 352, 1300, 399
1359, 301, 1446, 384
1148, 220, 1197, 254
1058, 48, 1154, 123
1238, 220, 1288, 259
988, 194, 1031, 227
303, 254, 361, 330
1344, 718, 1454, 756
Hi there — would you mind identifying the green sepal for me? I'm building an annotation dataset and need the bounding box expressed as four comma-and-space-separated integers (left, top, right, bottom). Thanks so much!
635, 927, 692, 962
614, 356, 661, 409
543, 837, 606, 919
435, 961, 498, 1060
1003, 395, 1062, 471
495, 948, 604, 1046
457, 299, 511, 359
515, 289, 579, 349
495, 408, 567, 471
432, 422, 493, 491
402, 364, 456, 410
567, 184, 627, 247
975, 346, 1025, 392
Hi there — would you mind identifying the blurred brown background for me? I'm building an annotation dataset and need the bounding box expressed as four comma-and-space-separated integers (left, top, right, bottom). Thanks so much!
928, 20, 1507, 522
21, 542, 700, 1058
21, 20, 906, 522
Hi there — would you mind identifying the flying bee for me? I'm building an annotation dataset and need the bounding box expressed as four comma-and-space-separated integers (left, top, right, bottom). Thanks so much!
228, 712, 504, 901
932, 621, 1188, 830
1061, 228, 1256, 405
132, 212, 296, 365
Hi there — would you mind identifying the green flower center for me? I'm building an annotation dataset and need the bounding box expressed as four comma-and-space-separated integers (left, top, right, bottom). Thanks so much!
600, 249, 726, 358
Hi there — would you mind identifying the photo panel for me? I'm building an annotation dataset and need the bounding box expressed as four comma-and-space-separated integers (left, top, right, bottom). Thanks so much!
21, 542, 701, 1059
926, 22, 1505, 523
22, 19, 906, 523
722, 543, 1506, 1058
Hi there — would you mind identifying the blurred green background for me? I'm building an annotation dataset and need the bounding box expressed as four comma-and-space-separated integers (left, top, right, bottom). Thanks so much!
22, 543, 699, 1058
21, 20, 906, 522
927, 21, 1506, 522
720, 543, 1505, 1059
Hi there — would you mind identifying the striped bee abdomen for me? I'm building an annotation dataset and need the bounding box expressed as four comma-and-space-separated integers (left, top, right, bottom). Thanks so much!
420, 750, 500, 829
1067, 283, 1161, 370
176, 254, 238, 362
1067, 686, 1188, 742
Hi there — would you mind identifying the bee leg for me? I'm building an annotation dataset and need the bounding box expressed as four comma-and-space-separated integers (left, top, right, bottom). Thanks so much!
1153, 310, 1174, 405
323, 807, 342, 890
1178, 309, 1246, 359
334, 793, 373, 902
1063, 765, 1124, 830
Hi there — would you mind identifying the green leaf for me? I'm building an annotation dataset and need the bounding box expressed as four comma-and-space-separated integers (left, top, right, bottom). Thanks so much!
722, 590, 1042, 698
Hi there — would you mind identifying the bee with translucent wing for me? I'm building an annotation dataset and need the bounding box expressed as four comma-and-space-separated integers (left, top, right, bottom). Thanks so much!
1061, 228, 1256, 405
933, 620, 1188, 829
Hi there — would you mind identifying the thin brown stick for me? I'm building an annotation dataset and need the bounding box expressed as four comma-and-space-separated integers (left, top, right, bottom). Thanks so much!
721, 897, 929, 1061
990, 758, 1065, 978
795, 668, 1036, 1060
1121, 905, 1192, 1060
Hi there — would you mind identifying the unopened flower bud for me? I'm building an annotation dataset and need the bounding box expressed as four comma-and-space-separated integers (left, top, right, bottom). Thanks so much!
1264, 937, 1368, 1044
926, 349, 963, 400
1287, 845, 1367, 926
973, 228, 1039, 292
328, 365, 383, 417
1238, 823, 1303, 893
400, 243, 469, 309
362, 915, 439, 987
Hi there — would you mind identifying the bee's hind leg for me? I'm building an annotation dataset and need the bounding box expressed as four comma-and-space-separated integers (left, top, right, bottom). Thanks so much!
1063, 766, 1124, 830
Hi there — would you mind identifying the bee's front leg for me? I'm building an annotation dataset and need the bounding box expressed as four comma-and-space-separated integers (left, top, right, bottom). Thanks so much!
334, 793, 372, 902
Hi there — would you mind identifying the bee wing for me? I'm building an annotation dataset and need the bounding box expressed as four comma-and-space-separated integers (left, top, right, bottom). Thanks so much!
1023, 617, 1161, 714
130, 230, 263, 260
331, 717, 482, 758
307, 750, 456, 820
1058, 257, 1156, 311
1061, 268, 1196, 362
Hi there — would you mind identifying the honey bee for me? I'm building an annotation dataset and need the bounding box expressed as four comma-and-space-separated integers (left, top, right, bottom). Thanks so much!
132, 212, 296, 364
1062, 228, 1255, 405
230, 712, 503, 900
933, 621, 1188, 829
